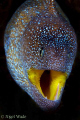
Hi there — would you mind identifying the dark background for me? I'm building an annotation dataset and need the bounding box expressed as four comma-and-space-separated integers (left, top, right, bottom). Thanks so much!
0, 0, 80, 120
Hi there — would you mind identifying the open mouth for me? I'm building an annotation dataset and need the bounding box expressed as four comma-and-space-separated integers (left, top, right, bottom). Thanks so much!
27, 68, 67, 101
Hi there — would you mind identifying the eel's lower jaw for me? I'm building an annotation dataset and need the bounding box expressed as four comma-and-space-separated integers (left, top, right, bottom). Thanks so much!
27, 68, 67, 101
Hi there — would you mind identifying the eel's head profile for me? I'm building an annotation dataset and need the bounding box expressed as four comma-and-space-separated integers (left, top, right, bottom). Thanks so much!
20, 9, 77, 110
4, 0, 77, 111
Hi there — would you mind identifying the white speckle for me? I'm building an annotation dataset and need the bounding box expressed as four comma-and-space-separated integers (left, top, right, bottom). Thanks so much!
38, 22, 40, 24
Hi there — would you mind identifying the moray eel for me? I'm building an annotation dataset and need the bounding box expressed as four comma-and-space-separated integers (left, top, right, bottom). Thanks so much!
4, 0, 77, 110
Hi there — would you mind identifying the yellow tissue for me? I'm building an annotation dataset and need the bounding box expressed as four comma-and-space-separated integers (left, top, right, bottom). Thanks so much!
27, 68, 67, 100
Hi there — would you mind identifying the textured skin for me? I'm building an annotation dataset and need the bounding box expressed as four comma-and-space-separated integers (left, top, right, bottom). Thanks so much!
4, 0, 77, 110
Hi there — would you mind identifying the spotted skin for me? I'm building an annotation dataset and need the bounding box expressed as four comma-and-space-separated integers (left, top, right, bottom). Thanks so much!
4, 0, 77, 110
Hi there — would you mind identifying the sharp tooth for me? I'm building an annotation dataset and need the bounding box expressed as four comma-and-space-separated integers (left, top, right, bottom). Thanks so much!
45, 96, 47, 99
55, 83, 59, 100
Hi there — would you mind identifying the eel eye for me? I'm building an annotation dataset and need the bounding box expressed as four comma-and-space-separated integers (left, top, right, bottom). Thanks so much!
40, 47, 44, 58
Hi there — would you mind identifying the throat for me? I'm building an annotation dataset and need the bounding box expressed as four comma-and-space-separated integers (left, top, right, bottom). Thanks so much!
40, 70, 51, 99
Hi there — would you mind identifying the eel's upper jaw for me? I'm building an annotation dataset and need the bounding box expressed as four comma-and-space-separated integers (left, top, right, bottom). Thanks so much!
27, 68, 67, 101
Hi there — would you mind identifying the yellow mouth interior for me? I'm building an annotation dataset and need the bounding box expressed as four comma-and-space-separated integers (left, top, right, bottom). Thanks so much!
27, 68, 67, 100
